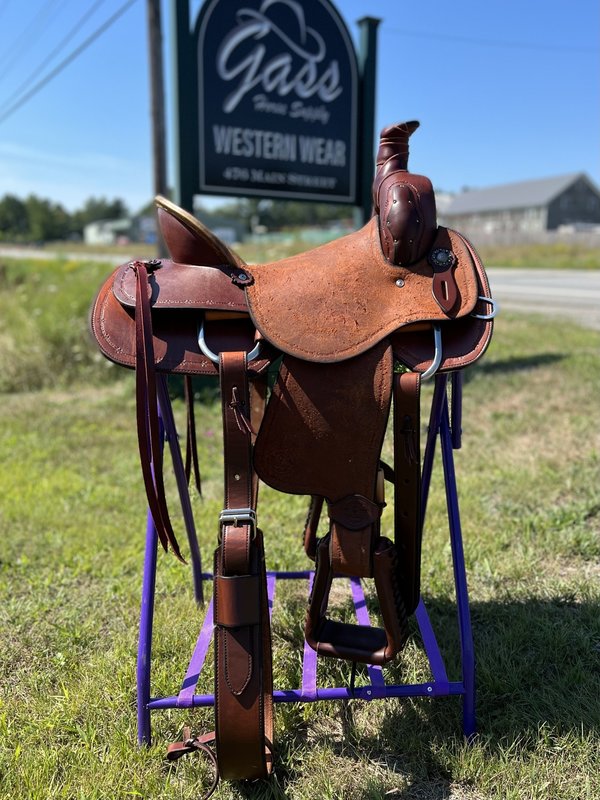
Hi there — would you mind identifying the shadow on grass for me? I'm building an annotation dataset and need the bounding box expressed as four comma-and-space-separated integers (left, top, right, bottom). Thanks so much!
464, 352, 565, 380
259, 595, 599, 799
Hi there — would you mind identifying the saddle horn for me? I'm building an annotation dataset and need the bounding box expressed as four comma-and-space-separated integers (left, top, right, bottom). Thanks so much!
373, 120, 437, 267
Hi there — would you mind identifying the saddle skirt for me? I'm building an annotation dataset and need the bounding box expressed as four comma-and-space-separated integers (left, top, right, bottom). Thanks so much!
92, 233, 492, 381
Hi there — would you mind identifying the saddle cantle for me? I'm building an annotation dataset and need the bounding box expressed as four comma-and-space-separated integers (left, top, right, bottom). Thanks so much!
90, 120, 496, 789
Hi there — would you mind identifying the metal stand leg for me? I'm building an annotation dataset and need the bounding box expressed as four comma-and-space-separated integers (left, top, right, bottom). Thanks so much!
135, 373, 477, 745
419, 374, 476, 737
136, 387, 206, 745
440, 398, 476, 738
137, 504, 159, 745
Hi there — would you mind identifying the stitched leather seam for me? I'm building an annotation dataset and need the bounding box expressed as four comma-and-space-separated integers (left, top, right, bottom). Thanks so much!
223, 629, 253, 696
115, 268, 248, 310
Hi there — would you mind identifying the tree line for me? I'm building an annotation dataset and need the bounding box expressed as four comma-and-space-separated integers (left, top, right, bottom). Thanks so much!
0, 192, 353, 244
0, 194, 129, 243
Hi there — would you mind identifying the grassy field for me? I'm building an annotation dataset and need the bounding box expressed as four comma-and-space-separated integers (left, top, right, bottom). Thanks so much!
7, 235, 600, 270
0, 253, 599, 799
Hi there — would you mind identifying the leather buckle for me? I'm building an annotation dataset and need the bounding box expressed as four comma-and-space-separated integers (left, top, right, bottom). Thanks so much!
218, 508, 257, 541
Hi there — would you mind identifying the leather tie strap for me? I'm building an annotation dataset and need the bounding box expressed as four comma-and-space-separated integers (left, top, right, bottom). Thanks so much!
167, 728, 219, 799
132, 260, 184, 561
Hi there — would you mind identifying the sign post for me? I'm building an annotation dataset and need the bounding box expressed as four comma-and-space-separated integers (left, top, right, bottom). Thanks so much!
357, 16, 380, 224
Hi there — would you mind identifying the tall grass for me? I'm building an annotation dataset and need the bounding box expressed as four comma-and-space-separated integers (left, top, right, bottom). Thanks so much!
0, 257, 121, 392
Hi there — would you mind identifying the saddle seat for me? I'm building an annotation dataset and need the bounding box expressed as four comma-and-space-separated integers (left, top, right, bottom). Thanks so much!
245, 218, 480, 363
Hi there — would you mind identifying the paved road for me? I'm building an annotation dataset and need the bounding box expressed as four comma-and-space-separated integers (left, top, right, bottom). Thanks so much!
487, 268, 600, 330
0, 245, 130, 264
2, 246, 599, 330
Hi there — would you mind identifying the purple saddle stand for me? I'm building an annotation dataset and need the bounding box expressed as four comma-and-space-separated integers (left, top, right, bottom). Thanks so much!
135, 373, 476, 745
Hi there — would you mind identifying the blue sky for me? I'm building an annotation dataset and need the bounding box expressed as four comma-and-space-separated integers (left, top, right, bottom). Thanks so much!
0, 0, 598, 212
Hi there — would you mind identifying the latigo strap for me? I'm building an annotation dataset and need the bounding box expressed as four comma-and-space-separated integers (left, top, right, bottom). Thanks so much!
131, 260, 184, 562
213, 351, 273, 780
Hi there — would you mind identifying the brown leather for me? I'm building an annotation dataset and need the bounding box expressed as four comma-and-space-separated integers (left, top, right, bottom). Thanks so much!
91, 267, 272, 377
244, 222, 479, 364
214, 351, 273, 781
131, 260, 184, 562
391, 232, 493, 373
254, 342, 392, 500
213, 532, 273, 779
156, 195, 244, 268
89, 119, 496, 787
167, 729, 219, 799
304, 535, 408, 665
113, 259, 249, 311
393, 372, 422, 615
373, 121, 420, 192
372, 121, 437, 267
303, 495, 324, 561
376, 172, 437, 266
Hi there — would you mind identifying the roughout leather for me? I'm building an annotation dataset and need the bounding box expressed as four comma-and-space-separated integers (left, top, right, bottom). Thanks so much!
244, 222, 479, 363
88, 118, 496, 788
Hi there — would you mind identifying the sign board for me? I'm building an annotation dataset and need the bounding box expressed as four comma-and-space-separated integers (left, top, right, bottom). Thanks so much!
195, 0, 358, 202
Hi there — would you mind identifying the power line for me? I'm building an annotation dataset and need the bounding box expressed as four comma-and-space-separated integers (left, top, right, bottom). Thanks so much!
1, 0, 109, 112
0, 0, 138, 126
383, 25, 598, 55
0, 0, 64, 80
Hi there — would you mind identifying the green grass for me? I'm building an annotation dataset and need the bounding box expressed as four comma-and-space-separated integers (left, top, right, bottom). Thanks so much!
468, 241, 600, 270
0, 256, 123, 392
0, 255, 599, 798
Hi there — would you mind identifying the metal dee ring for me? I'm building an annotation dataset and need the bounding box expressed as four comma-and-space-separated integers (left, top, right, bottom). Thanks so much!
471, 295, 499, 320
198, 316, 262, 364
420, 324, 443, 381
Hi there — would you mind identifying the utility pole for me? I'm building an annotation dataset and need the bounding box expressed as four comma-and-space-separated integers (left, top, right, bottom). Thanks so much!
147, 0, 168, 257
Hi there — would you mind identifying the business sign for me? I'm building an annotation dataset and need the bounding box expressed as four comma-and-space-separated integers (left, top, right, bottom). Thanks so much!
195, 0, 358, 202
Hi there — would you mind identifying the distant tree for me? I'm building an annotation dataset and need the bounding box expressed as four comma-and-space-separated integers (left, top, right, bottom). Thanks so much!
70, 196, 129, 235
0, 194, 28, 240
200, 198, 351, 231
24, 195, 70, 242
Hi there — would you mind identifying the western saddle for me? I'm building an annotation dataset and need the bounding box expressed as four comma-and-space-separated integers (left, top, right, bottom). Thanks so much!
91, 120, 495, 793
